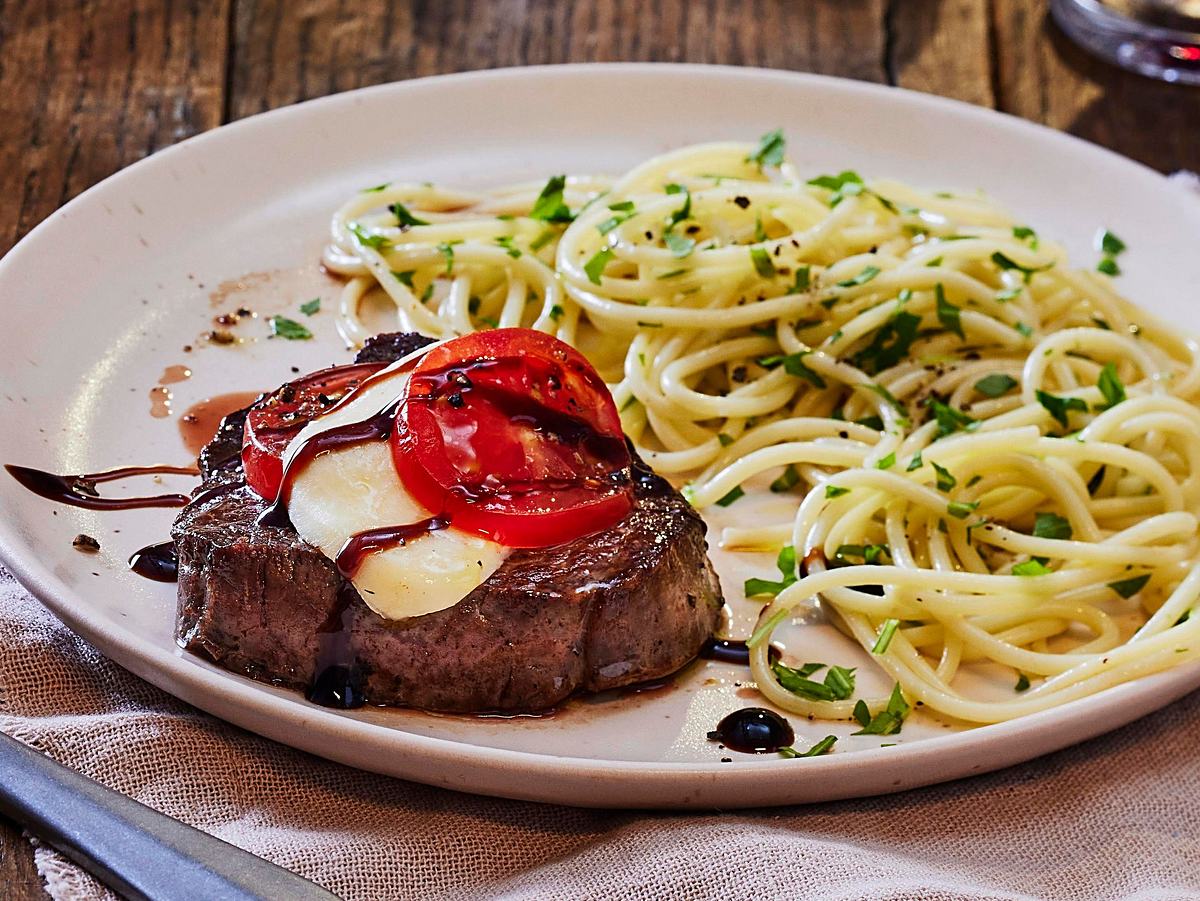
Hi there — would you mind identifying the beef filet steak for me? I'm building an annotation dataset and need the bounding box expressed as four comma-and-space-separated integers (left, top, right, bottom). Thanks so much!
173, 332, 725, 711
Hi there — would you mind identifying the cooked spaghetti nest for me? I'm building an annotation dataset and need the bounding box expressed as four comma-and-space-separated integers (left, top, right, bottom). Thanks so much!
323, 135, 1200, 728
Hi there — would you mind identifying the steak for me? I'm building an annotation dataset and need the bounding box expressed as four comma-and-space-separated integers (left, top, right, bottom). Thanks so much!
173, 332, 724, 712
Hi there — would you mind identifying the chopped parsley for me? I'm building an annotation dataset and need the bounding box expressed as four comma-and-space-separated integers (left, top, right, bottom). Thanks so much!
750, 246, 776, 278
1012, 559, 1052, 576
1097, 229, 1126, 257
494, 235, 522, 258
747, 128, 786, 168
1033, 512, 1072, 541
349, 223, 391, 250
836, 265, 881, 288
825, 485, 851, 499
853, 310, 921, 374
772, 661, 856, 702
992, 251, 1053, 280
664, 231, 696, 258
529, 175, 574, 222
996, 287, 1023, 303
1014, 322, 1034, 338
268, 316, 312, 340
947, 500, 979, 519
877, 452, 896, 470
584, 247, 614, 285
716, 485, 745, 507
792, 265, 811, 293
548, 304, 564, 322
436, 241, 457, 275
807, 170, 865, 207
1096, 362, 1126, 411
1013, 225, 1038, 249
717, 432, 735, 447
929, 399, 976, 437
388, 202, 428, 227
770, 464, 800, 493
835, 544, 890, 564
1015, 673, 1031, 692
778, 735, 838, 759
1097, 258, 1120, 276
852, 683, 910, 736
931, 461, 956, 492
744, 545, 799, 598
935, 284, 964, 339
1035, 390, 1087, 428
665, 183, 692, 227
762, 351, 826, 388
906, 451, 924, 472
863, 383, 909, 424
872, 619, 900, 654
392, 270, 415, 288
974, 373, 1018, 398
299, 297, 321, 316
1107, 573, 1151, 599
361, 182, 389, 193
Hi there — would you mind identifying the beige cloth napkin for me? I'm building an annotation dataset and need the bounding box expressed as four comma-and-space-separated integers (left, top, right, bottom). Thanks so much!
3, 564, 1200, 901
6, 174, 1200, 901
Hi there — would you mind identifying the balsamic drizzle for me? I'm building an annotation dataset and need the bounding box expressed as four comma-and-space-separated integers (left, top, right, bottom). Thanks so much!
5, 463, 197, 511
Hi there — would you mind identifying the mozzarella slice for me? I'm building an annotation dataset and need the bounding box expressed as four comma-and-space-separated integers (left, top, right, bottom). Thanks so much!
284, 372, 508, 620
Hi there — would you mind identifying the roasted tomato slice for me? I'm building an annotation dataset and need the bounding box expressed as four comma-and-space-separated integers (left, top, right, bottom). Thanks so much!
390, 329, 634, 547
242, 362, 384, 499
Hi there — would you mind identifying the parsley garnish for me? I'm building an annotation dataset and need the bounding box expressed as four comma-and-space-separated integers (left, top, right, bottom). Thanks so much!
1015, 673, 1031, 692
1035, 390, 1087, 428
717, 433, 735, 447
906, 452, 924, 472
974, 373, 1018, 397
392, 270, 415, 288
852, 683, 910, 735
935, 284, 963, 339
863, 383, 909, 424
529, 175, 574, 222
548, 304, 564, 322
1097, 229, 1126, 257
779, 735, 838, 758
747, 129, 786, 168
825, 485, 851, 499
992, 251, 1053, 280
792, 265, 811, 293
494, 236, 522, 258
388, 202, 428, 227
929, 399, 976, 437
744, 545, 799, 598
877, 452, 896, 470
665, 183, 692, 226
268, 316, 312, 340
349, 223, 391, 250
1097, 258, 1120, 276
584, 247, 613, 285
1033, 512, 1072, 541
361, 182, 389, 193
807, 170, 865, 207
872, 619, 900, 654
836, 265, 881, 288
1096, 362, 1125, 410
1012, 559, 1052, 576
834, 544, 890, 564
931, 461, 956, 492
299, 298, 321, 316
1014, 322, 1034, 338
853, 310, 921, 374
770, 464, 800, 493
947, 500, 979, 519
1013, 225, 1038, 249
436, 241, 457, 274
1108, 573, 1151, 599
664, 231, 696, 258
772, 661, 856, 701
750, 246, 776, 278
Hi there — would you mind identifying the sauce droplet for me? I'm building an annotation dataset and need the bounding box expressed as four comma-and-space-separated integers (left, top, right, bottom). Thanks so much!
159, 364, 192, 385
149, 385, 172, 418
698, 637, 782, 666
128, 541, 178, 582
178, 391, 261, 457
707, 707, 795, 754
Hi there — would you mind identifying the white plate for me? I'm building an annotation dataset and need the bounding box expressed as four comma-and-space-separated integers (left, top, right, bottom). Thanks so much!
2, 64, 1199, 809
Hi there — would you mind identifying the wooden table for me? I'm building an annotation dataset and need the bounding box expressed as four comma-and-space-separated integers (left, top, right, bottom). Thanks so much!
2, 1, 1197, 894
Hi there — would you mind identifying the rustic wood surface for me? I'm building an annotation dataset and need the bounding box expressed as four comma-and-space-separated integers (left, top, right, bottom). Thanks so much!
1, 0, 1197, 894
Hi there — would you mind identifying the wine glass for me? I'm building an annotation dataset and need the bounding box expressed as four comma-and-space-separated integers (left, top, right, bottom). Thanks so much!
1051, 0, 1200, 84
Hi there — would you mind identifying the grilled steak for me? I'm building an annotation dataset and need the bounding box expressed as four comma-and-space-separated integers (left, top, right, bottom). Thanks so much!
173, 332, 724, 711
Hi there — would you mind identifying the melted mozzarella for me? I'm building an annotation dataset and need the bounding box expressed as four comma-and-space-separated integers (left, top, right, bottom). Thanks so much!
284, 372, 508, 620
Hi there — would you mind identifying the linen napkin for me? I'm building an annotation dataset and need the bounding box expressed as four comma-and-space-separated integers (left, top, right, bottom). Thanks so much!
3, 175, 1200, 901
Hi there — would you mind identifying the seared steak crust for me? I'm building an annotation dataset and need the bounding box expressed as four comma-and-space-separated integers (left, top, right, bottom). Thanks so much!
173, 333, 724, 711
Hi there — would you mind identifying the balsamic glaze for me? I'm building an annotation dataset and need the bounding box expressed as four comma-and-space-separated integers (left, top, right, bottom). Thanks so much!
256, 399, 402, 529
707, 707, 795, 754
5, 463, 197, 511
128, 541, 179, 582
306, 583, 365, 709
335, 516, 450, 578
698, 638, 782, 666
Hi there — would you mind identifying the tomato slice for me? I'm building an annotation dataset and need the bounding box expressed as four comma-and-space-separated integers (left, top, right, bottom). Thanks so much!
242, 362, 384, 499
390, 329, 633, 547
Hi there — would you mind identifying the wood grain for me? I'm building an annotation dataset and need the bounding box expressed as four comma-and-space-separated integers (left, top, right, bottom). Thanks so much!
992, 0, 1200, 172
0, 0, 230, 889
1, 0, 1197, 896
0, 0, 230, 256
228, 0, 890, 119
